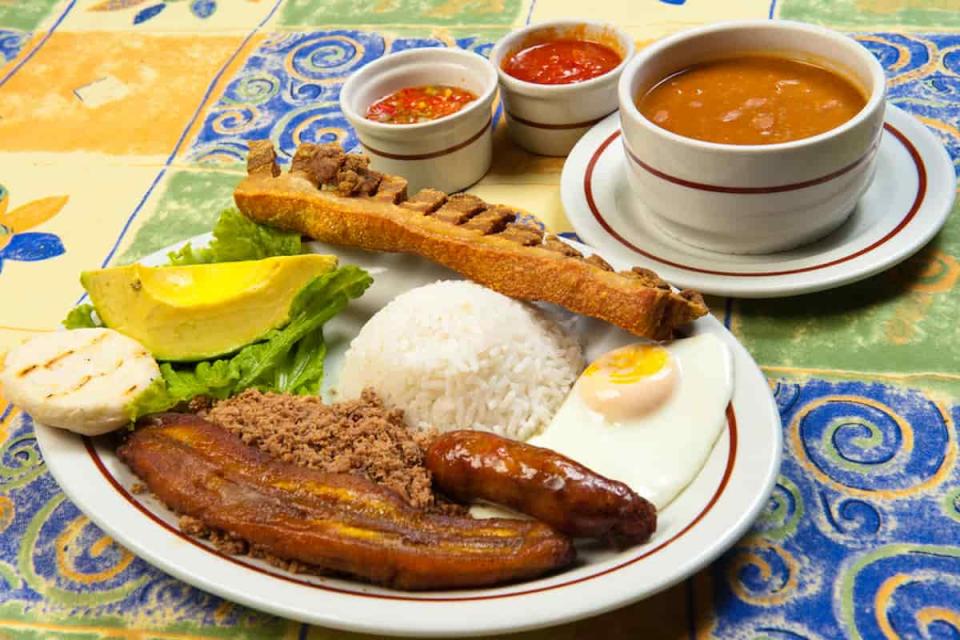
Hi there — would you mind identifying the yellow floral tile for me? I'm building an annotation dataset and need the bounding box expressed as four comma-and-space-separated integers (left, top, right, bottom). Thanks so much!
529, 0, 773, 39
0, 32, 243, 158
61, 0, 281, 33
0, 152, 163, 337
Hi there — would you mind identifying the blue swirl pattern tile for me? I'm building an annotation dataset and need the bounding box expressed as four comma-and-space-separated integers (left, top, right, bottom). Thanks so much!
857, 33, 960, 172
713, 379, 960, 639
0, 29, 28, 64
185, 31, 496, 168
0, 409, 288, 633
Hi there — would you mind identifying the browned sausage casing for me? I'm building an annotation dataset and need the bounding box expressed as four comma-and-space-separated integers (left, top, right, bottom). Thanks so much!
426, 430, 657, 548
119, 414, 576, 590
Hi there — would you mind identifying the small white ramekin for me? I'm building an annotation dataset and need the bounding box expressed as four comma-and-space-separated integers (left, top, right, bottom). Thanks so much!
618, 20, 887, 255
340, 47, 498, 194
490, 20, 635, 157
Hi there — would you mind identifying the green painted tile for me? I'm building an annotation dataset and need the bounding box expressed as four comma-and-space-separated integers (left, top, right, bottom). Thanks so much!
401, 25, 511, 40
0, 0, 62, 31
780, 0, 960, 29
732, 196, 960, 382
117, 169, 242, 265
278, 0, 522, 27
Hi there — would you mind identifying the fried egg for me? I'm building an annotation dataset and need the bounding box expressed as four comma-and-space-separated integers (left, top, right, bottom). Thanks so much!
529, 333, 733, 510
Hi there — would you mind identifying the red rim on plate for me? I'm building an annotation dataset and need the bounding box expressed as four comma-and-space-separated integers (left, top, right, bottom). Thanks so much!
85, 405, 737, 602
584, 123, 927, 277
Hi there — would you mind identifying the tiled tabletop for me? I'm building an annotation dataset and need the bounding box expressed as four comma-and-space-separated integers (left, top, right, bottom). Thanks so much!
1, 1, 958, 638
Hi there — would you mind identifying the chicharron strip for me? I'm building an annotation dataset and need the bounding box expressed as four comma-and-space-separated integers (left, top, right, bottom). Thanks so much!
233, 142, 707, 341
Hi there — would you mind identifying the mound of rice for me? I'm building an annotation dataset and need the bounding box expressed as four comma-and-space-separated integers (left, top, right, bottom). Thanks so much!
337, 280, 583, 441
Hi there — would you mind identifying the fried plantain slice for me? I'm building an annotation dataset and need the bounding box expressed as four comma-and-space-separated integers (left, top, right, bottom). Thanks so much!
118, 413, 575, 590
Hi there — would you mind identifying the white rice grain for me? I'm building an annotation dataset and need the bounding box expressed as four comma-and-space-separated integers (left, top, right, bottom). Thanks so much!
337, 281, 583, 441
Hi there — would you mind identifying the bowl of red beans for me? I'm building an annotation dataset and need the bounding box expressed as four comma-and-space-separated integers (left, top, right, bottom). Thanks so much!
491, 20, 635, 156
340, 47, 498, 194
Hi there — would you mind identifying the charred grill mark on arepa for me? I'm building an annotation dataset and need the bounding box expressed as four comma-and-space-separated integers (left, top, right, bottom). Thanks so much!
42, 349, 76, 369
17, 364, 39, 378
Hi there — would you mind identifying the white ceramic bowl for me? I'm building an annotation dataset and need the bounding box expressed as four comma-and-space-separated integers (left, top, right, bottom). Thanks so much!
491, 20, 635, 157
618, 20, 887, 254
340, 48, 498, 194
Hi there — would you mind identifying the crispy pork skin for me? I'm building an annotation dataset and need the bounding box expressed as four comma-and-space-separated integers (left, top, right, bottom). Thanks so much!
233, 141, 707, 341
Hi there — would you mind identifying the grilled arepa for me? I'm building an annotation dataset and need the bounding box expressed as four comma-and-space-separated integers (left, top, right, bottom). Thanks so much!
0, 328, 160, 435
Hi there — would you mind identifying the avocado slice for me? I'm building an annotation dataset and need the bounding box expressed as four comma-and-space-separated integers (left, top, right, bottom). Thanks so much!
81, 254, 338, 361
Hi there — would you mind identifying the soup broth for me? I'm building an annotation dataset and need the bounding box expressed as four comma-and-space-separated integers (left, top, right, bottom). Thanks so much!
637, 55, 868, 145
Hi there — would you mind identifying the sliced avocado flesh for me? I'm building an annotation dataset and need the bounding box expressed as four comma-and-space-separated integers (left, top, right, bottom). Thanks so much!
80, 254, 338, 361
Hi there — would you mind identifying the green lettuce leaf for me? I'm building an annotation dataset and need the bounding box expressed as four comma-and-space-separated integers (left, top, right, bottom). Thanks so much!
231, 266, 370, 389
63, 304, 103, 329
124, 376, 178, 421
274, 329, 327, 395
124, 265, 373, 418
166, 207, 301, 266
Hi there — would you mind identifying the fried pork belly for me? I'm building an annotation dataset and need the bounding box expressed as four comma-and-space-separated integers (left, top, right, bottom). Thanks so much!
431, 193, 486, 225
401, 188, 447, 214
462, 205, 517, 234
234, 142, 707, 340
373, 175, 408, 204
247, 140, 280, 178
290, 143, 345, 186
119, 413, 575, 590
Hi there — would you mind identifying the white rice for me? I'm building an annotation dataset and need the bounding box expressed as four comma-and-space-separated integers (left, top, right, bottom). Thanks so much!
337, 280, 583, 441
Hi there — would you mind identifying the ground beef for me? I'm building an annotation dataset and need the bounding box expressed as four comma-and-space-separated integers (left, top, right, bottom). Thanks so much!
202, 388, 459, 514
180, 514, 318, 573
248, 546, 314, 575
179, 515, 248, 554
146, 389, 465, 573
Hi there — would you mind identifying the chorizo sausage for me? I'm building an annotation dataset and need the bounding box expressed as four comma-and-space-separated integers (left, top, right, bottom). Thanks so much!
426, 430, 656, 548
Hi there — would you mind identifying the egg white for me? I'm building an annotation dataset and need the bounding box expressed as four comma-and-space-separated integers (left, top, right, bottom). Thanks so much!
528, 333, 734, 510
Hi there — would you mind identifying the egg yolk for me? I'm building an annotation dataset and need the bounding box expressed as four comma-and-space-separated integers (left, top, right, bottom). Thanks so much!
577, 343, 678, 422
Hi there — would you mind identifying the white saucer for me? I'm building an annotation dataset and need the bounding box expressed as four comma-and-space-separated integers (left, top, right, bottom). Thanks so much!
561, 105, 956, 298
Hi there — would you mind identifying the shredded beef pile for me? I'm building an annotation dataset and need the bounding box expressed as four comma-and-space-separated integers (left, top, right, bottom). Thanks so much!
201, 387, 457, 513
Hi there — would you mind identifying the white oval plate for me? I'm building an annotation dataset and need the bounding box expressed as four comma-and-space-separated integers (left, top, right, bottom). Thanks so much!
34, 239, 781, 637
561, 104, 956, 298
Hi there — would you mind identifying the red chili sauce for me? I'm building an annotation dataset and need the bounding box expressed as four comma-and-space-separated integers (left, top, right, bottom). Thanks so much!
502, 39, 622, 85
365, 84, 478, 124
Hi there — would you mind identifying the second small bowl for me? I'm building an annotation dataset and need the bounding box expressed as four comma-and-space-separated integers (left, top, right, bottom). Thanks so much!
491, 20, 635, 157
340, 47, 498, 194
